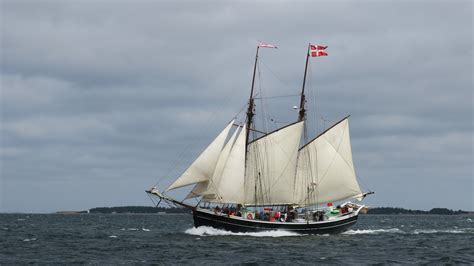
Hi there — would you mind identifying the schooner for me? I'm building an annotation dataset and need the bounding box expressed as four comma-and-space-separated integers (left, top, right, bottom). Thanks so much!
147, 42, 373, 234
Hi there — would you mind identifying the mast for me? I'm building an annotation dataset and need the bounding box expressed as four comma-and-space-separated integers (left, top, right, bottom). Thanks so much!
246, 46, 259, 148
298, 43, 311, 122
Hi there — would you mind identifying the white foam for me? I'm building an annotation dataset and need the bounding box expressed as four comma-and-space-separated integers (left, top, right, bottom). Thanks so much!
343, 228, 403, 235
109, 235, 118, 238
142, 228, 150, 232
413, 229, 465, 234
23, 238, 37, 242
185, 226, 303, 237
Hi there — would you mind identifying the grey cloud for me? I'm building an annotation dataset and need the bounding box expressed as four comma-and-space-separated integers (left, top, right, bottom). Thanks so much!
1, 0, 472, 212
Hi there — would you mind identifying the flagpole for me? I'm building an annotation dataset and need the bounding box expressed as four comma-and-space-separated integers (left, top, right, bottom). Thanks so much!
298, 43, 310, 122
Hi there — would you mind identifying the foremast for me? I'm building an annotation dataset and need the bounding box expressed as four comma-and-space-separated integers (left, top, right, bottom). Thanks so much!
245, 46, 259, 151
298, 43, 311, 122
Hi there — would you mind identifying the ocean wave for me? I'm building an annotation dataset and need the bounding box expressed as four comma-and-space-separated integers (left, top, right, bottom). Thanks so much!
343, 228, 403, 235
413, 229, 468, 234
344, 228, 473, 235
185, 226, 303, 237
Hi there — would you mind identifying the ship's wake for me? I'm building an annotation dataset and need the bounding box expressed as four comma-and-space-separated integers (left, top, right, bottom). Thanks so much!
185, 226, 304, 237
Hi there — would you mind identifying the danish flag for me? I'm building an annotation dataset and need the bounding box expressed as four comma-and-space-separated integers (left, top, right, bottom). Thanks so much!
310, 44, 328, 57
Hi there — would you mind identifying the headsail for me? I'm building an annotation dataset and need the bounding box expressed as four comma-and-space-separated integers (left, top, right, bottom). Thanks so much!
212, 124, 247, 203
245, 121, 304, 205
165, 120, 234, 192
184, 181, 208, 200
204, 126, 241, 199
185, 126, 240, 200
294, 117, 363, 205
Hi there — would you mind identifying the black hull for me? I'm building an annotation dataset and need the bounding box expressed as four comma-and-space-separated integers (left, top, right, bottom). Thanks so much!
193, 209, 358, 234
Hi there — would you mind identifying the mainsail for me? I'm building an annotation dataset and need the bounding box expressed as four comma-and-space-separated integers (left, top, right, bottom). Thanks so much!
245, 121, 304, 205
165, 120, 234, 192
294, 117, 363, 205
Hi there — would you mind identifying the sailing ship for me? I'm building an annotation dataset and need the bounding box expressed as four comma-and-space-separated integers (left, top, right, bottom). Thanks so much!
147, 42, 373, 234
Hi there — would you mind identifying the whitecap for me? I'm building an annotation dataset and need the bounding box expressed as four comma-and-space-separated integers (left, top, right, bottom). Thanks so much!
141, 228, 150, 232
185, 226, 303, 237
23, 238, 37, 242
109, 235, 118, 238
413, 229, 465, 234
343, 228, 403, 235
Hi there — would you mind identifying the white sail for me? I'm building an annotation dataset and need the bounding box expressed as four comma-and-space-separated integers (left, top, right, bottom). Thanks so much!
166, 120, 234, 191
185, 126, 240, 200
213, 124, 247, 203
295, 117, 363, 205
203, 126, 240, 198
244, 121, 304, 205
184, 181, 208, 200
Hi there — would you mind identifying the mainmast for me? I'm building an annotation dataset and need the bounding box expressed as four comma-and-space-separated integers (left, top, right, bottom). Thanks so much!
298, 43, 311, 122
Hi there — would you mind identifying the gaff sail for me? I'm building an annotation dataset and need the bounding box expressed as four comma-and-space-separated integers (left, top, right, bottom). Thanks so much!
294, 117, 363, 205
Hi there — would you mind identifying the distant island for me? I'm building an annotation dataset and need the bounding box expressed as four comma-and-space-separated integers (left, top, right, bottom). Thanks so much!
366, 207, 469, 215
56, 206, 471, 215
88, 206, 190, 214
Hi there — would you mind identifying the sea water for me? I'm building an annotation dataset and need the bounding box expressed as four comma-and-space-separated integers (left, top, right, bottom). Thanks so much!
1, 213, 472, 264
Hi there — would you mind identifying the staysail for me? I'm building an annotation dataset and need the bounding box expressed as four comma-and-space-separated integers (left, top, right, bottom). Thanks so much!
184, 181, 208, 200
294, 117, 363, 205
165, 120, 234, 191
245, 121, 304, 205
185, 126, 240, 200
211, 124, 247, 203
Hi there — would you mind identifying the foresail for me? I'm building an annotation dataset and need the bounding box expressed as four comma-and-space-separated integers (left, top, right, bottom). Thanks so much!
165, 120, 234, 192
213, 124, 247, 203
203, 126, 240, 198
244, 121, 304, 205
295, 117, 363, 205
185, 181, 208, 200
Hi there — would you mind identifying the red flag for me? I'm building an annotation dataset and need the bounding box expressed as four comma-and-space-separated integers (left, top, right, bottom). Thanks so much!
311, 50, 328, 57
310, 44, 328, 57
310, 44, 328, 50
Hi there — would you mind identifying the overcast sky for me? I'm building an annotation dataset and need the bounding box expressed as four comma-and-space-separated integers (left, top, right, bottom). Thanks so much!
1, 0, 472, 213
